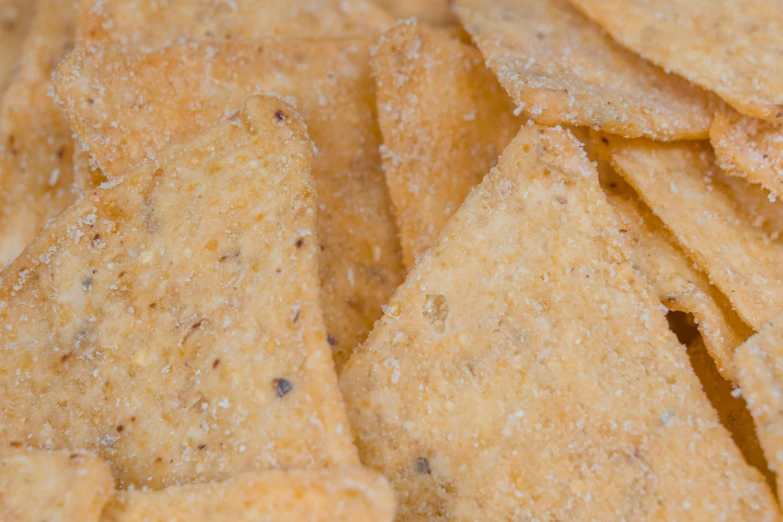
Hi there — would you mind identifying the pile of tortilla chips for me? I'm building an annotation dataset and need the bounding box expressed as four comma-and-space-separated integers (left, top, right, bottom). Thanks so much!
1, 0, 783, 520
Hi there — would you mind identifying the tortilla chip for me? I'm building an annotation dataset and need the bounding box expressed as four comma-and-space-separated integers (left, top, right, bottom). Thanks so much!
734, 313, 783, 500
567, 0, 783, 123
340, 124, 776, 521
452, 0, 719, 141
601, 136, 783, 331
0, 447, 113, 521
102, 468, 395, 522
77, 0, 393, 51
0, 0, 77, 268
599, 168, 752, 381
55, 39, 403, 372
373, 0, 454, 25
0, 0, 35, 93
0, 96, 359, 489
711, 109, 783, 200
372, 21, 523, 269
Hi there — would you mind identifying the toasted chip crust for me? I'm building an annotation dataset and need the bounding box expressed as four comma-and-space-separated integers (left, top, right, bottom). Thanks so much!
711, 110, 783, 200
55, 39, 404, 371
0, 0, 77, 267
567, 0, 783, 123
452, 0, 718, 141
0, 97, 359, 489
77, 0, 393, 51
373, 0, 454, 25
102, 468, 395, 522
373, 21, 523, 269
0, 447, 113, 521
602, 137, 783, 331
735, 314, 783, 500
0, 0, 35, 93
341, 124, 776, 521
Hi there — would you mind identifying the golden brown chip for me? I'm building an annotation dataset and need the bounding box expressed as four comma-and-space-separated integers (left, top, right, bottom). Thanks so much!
567, 0, 783, 123
341, 124, 777, 521
601, 136, 783, 331
373, 0, 454, 25
102, 468, 395, 522
0, 96, 359, 489
711, 109, 783, 200
0, 0, 35, 93
372, 21, 523, 269
55, 39, 404, 372
452, 0, 719, 141
77, 0, 393, 51
0, 447, 113, 521
0, 0, 77, 267
734, 313, 783, 501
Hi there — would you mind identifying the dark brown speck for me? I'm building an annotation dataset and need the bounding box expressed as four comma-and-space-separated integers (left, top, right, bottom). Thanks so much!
273, 378, 294, 397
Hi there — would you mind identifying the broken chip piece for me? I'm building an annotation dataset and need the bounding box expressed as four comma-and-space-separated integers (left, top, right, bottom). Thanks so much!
0, 447, 113, 522
0, 96, 359, 489
452, 0, 720, 141
372, 20, 523, 269
341, 124, 777, 521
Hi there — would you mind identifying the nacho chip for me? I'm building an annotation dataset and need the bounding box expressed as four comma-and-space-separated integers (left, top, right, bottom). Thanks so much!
0, 0, 35, 93
567, 0, 783, 123
452, 0, 718, 141
735, 313, 783, 501
373, 0, 454, 25
0, 0, 77, 267
55, 39, 404, 372
711, 110, 783, 200
0, 96, 359, 489
373, 21, 523, 269
340, 125, 776, 521
602, 137, 783, 331
102, 468, 395, 522
77, 0, 393, 51
0, 447, 113, 522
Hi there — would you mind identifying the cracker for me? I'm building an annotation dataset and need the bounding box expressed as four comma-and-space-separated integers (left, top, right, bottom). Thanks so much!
340, 124, 776, 521
452, 0, 719, 141
711, 109, 783, 200
0, 96, 359, 489
601, 136, 783, 331
102, 468, 395, 522
567, 0, 783, 123
0, 447, 113, 521
734, 313, 783, 500
372, 21, 523, 269
77, 0, 393, 51
0, 0, 35, 93
0, 0, 77, 267
373, 0, 454, 25
55, 39, 403, 372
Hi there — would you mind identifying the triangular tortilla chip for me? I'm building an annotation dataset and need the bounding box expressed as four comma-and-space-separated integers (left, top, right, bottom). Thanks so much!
600, 136, 783, 331
567, 0, 783, 123
102, 468, 395, 522
372, 21, 523, 269
0, 0, 35, 93
373, 0, 455, 25
340, 125, 776, 520
711, 109, 783, 200
55, 38, 404, 372
452, 0, 719, 141
77, 0, 393, 51
0, 0, 77, 267
0, 96, 359, 490
0, 447, 113, 522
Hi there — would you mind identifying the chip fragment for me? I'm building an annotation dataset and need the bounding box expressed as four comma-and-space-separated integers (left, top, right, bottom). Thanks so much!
0, 96, 359, 489
0, 0, 77, 267
0, 0, 35, 93
0, 447, 113, 521
711, 110, 783, 201
567, 0, 783, 123
373, 21, 523, 269
55, 38, 404, 372
601, 136, 783, 331
452, 0, 719, 141
341, 125, 776, 520
101, 468, 395, 522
